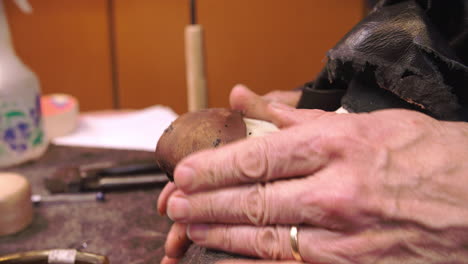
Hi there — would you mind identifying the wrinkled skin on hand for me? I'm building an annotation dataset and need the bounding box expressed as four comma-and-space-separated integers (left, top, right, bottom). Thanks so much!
158, 85, 468, 264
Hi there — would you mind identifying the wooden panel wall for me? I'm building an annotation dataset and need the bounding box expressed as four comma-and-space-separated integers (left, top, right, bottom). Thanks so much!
7, 1, 364, 114
199, 0, 364, 109
5, 0, 113, 111
115, 0, 364, 114
113, 0, 188, 114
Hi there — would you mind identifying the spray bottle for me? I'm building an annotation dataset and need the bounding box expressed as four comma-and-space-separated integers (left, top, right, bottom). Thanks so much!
0, 0, 48, 168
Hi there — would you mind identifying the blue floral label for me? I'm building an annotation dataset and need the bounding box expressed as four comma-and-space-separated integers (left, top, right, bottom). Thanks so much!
0, 93, 47, 166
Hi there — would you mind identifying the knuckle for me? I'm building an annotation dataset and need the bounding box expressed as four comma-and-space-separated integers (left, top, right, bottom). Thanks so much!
323, 133, 368, 160
265, 90, 282, 98
406, 114, 434, 131
325, 179, 360, 211
300, 197, 340, 229
254, 226, 284, 260
241, 184, 268, 225
300, 182, 360, 229
264, 90, 289, 102
328, 189, 357, 212
235, 137, 269, 180
326, 187, 361, 229
323, 115, 371, 141
280, 136, 328, 175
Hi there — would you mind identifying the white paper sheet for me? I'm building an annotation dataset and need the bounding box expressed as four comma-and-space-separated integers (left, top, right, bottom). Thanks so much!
53, 106, 178, 152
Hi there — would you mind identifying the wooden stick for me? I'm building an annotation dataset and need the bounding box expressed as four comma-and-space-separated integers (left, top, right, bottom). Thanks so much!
185, 24, 208, 112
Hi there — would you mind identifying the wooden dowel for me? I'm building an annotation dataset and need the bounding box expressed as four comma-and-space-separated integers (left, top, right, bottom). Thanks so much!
185, 24, 207, 112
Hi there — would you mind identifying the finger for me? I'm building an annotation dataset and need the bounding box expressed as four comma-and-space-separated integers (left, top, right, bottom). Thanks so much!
157, 182, 178, 216
187, 224, 417, 264
161, 256, 179, 264
168, 170, 373, 230
167, 178, 348, 228
186, 224, 340, 263
174, 125, 329, 194
168, 179, 313, 226
262, 90, 301, 107
229, 84, 273, 120
219, 260, 302, 264
266, 103, 332, 128
165, 222, 191, 259
229, 84, 332, 128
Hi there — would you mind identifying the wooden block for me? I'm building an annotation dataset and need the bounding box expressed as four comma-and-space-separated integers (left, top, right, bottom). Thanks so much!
0, 173, 33, 236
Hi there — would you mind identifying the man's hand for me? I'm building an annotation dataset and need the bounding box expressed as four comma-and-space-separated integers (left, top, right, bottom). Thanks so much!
158, 85, 302, 263
159, 86, 468, 263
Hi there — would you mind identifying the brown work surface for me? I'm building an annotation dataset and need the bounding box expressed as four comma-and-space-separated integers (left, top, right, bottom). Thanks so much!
0, 145, 169, 263
0, 145, 247, 263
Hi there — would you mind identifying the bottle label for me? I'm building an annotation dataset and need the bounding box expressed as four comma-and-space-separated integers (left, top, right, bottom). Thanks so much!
0, 94, 46, 164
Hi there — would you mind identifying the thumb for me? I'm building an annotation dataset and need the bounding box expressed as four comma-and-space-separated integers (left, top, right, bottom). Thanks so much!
229, 84, 271, 120
267, 102, 332, 128
229, 84, 335, 128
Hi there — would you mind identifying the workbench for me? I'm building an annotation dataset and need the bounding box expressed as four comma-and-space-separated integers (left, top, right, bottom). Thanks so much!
0, 145, 241, 263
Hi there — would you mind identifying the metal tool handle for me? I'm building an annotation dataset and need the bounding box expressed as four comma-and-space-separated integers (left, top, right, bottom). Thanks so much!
97, 174, 168, 190
79, 161, 160, 177
97, 162, 160, 176
31, 192, 105, 206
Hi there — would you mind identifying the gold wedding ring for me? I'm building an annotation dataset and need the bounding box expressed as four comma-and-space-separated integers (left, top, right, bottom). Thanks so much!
290, 226, 303, 262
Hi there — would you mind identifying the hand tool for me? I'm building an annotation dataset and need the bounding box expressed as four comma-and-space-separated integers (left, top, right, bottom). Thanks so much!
44, 161, 167, 193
